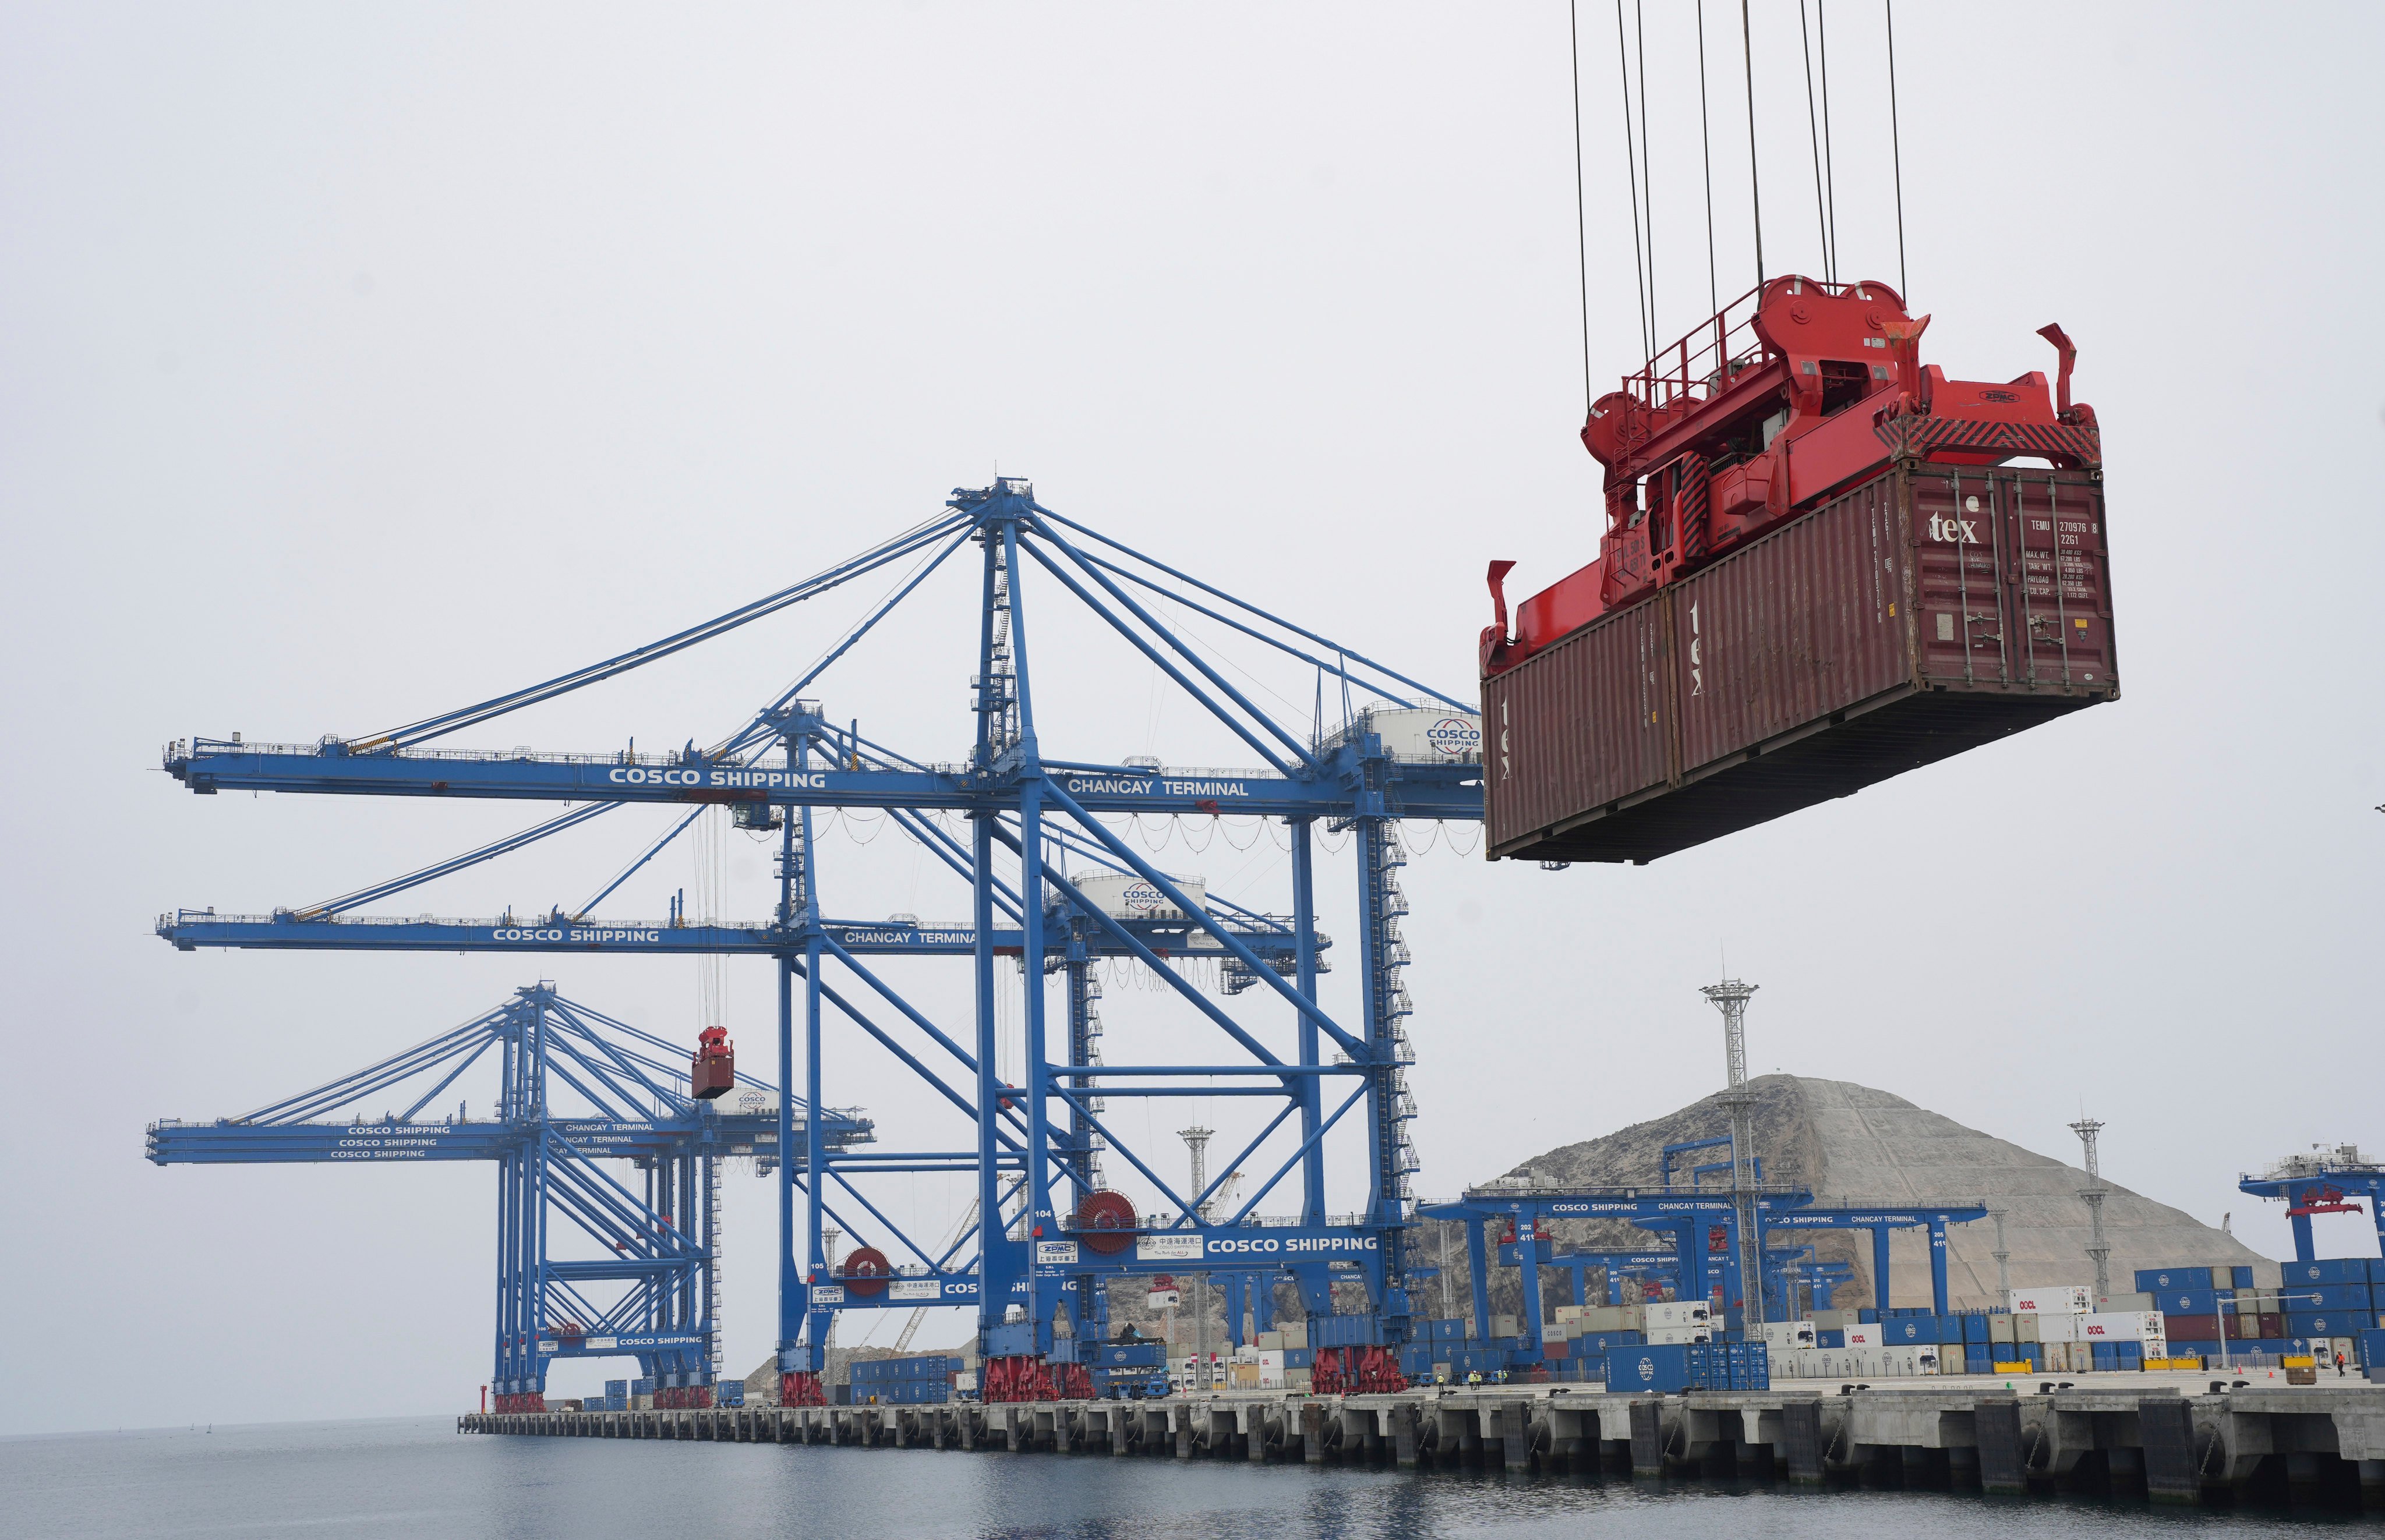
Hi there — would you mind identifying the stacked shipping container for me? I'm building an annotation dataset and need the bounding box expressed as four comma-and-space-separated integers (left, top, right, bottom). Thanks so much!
2145, 1261, 2382, 1369
847, 1353, 962, 1405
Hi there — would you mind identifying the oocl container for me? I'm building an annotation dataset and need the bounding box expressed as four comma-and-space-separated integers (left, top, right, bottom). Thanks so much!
1483, 461, 2115, 863
2008, 1286, 2094, 1316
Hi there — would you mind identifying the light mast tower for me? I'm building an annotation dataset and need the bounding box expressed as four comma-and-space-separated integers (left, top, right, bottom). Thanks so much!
2072, 1118, 2111, 1300
1702, 976, 1764, 1325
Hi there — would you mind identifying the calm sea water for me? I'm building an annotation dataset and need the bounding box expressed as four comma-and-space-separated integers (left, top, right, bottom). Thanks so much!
2, 1416, 2365, 1539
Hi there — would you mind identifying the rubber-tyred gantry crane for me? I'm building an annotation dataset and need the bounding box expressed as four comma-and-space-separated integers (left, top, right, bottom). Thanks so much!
160, 478, 1483, 1403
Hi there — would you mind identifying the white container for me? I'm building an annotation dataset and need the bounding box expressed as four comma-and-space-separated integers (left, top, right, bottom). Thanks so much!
1068, 872, 1206, 920
1277, 1322, 1308, 1350
1645, 1301, 1712, 1329
1257, 1350, 1285, 1371
1578, 1305, 1642, 1332
2008, 1286, 2093, 1316
1553, 1305, 1584, 1323
2079, 1311, 2166, 1347
2097, 1292, 2155, 1312
2036, 1313, 2082, 1344
1647, 1325, 1713, 1345
1843, 1323, 1886, 1349
1758, 1320, 1817, 1350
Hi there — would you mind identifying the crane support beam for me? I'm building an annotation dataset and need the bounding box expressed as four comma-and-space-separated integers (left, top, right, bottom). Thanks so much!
163, 742, 1483, 820
155, 911, 1322, 960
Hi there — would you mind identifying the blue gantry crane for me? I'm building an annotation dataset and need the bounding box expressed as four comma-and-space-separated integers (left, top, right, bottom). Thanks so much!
1425, 1181, 1986, 1354
159, 478, 1485, 1402
2239, 1145, 2385, 1263
148, 983, 870, 1410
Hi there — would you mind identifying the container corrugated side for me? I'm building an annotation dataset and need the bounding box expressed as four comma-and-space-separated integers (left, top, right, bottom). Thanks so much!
1481, 460, 2116, 864
1483, 594, 1670, 855
1672, 470, 1913, 774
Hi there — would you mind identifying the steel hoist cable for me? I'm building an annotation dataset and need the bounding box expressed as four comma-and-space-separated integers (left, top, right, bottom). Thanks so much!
1817, 0, 1840, 280
1740, 0, 1764, 286
1886, 0, 1908, 296
1798, 0, 1831, 282
1634, 0, 1656, 347
1613, 0, 1651, 358
1569, 0, 1593, 415
1696, 0, 1719, 319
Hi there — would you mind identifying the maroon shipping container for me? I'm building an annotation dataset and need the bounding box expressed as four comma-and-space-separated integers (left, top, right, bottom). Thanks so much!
1483, 460, 2117, 863
2164, 1314, 2221, 1341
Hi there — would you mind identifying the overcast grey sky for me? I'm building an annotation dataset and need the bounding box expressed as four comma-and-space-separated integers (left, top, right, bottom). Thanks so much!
3, 3, 2379, 1435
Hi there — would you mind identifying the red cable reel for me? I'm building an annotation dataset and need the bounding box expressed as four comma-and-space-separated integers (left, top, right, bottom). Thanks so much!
839, 1246, 892, 1296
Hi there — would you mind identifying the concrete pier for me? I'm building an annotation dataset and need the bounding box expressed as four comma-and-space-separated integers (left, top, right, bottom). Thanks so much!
460, 1380, 2385, 1513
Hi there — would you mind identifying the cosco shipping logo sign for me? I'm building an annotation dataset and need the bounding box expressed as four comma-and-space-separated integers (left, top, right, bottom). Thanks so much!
1425, 717, 1480, 757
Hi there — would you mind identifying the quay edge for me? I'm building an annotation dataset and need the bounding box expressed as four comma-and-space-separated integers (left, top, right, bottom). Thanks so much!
458, 1385, 2385, 1510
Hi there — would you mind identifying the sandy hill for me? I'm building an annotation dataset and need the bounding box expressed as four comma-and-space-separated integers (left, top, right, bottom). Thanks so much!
1480, 1074, 2263, 1311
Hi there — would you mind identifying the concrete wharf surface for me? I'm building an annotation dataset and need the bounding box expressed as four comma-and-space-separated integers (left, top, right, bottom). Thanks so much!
461, 1372, 2385, 1513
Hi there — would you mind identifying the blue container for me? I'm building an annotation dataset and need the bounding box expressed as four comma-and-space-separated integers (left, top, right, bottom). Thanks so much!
2135, 1267, 2211, 1293
1962, 1315, 1990, 1344
1097, 1341, 1166, 1369
2281, 1258, 2370, 1287
2157, 1288, 2220, 1315
2090, 1346, 2118, 1371
1576, 1330, 1644, 1352
1858, 1308, 1879, 1323
1430, 1319, 1465, 1343
1883, 1317, 1930, 1344
606, 1379, 629, 1396
631, 1377, 656, 1394
2359, 1328, 2385, 1369
2231, 1266, 2256, 1290
717, 1383, 744, 1407
1815, 1329, 1845, 1350
2115, 1341, 2143, 1362
2288, 1311, 2360, 1339
2292, 1284, 2375, 1312
1966, 1355, 1992, 1375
